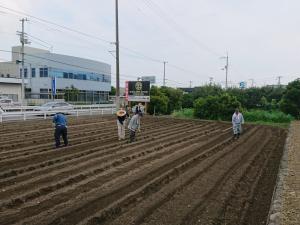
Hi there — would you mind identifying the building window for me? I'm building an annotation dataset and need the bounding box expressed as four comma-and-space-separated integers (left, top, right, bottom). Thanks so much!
40, 88, 50, 99
31, 68, 36, 78
24, 68, 28, 78
63, 72, 68, 79
39, 67, 48, 77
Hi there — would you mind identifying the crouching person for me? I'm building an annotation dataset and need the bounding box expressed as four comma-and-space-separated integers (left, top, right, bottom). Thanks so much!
128, 111, 142, 143
232, 108, 244, 139
53, 112, 68, 148
116, 108, 128, 140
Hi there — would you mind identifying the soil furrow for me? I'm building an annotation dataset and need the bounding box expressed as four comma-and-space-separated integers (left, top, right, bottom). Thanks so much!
0, 122, 215, 206
0, 121, 206, 180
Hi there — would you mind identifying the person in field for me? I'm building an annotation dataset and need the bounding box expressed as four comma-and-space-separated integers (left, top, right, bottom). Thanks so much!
128, 111, 142, 143
116, 108, 128, 140
53, 112, 68, 148
232, 108, 244, 139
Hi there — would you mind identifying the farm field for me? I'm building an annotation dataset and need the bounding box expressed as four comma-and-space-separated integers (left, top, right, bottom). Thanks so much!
0, 116, 287, 225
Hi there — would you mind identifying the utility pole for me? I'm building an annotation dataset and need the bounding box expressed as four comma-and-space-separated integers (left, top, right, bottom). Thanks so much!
277, 76, 283, 86
209, 77, 213, 85
220, 52, 229, 89
225, 52, 228, 89
189, 80, 192, 88
249, 78, 254, 87
18, 18, 29, 105
115, 0, 120, 109
163, 61, 167, 86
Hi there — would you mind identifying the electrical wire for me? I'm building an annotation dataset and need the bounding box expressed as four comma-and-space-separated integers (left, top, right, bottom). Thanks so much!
0, 5, 203, 86
0, 5, 111, 44
142, 0, 222, 57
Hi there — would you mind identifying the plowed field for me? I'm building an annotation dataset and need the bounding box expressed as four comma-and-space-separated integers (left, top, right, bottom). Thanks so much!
0, 116, 287, 225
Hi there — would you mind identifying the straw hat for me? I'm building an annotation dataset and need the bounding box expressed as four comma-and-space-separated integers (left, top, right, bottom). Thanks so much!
116, 109, 126, 117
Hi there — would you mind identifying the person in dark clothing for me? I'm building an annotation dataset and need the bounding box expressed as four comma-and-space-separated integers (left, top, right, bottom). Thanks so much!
53, 112, 68, 148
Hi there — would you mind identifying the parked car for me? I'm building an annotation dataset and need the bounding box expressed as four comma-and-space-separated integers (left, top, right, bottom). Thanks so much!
34, 102, 74, 111
0, 98, 21, 107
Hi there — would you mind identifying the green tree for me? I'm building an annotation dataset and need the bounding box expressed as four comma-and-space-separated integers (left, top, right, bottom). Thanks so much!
192, 84, 223, 99
280, 79, 300, 118
194, 93, 241, 121
148, 95, 169, 115
260, 96, 268, 109
161, 86, 183, 114
182, 93, 194, 108
110, 86, 116, 96
64, 85, 79, 102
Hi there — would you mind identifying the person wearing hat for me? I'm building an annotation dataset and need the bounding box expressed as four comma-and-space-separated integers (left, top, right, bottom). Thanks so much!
128, 111, 142, 143
116, 108, 128, 140
53, 112, 68, 148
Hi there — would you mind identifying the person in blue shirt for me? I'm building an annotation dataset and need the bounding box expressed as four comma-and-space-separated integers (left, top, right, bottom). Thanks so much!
53, 112, 68, 148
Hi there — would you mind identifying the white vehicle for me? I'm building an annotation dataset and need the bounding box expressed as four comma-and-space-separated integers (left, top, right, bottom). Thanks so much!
34, 102, 74, 111
0, 98, 20, 107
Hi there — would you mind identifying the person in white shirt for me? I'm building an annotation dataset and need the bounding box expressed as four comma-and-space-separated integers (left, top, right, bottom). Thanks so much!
232, 108, 244, 139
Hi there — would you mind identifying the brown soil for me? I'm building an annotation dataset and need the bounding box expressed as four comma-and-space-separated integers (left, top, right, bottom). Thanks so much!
0, 116, 287, 225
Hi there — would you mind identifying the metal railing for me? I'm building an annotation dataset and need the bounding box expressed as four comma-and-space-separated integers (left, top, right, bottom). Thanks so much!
0, 107, 116, 123
1, 104, 116, 112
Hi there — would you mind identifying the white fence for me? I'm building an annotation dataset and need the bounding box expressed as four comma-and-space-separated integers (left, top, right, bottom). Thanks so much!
0, 107, 116, 123
1, 104, 116, 112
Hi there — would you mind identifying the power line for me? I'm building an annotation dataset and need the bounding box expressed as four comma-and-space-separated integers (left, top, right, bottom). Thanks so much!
0, 49, 142, 80
0, 5, 164, 63
0, 4, 204, 85
0, 5, 111, 44
26, 33, 53, 49
142, 0, 222, 57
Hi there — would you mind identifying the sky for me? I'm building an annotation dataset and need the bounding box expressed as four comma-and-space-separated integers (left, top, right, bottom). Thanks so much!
0, 0, 299, 88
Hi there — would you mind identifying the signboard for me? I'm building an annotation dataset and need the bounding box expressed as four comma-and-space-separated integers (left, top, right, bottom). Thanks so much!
51, 77, 57, 96
126, 81, 150, 102
239, 81, 246, 89
141, 76, 156, 84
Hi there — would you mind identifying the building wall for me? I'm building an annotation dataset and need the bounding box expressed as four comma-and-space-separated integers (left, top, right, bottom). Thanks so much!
0, 83, 21, 101
0, 62, 18, 78
0, 46, 112, 102
30, 77, 111, 93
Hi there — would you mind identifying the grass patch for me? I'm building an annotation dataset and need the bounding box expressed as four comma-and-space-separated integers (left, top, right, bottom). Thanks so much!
172, 108, 194, 119
244, 109, 294, 123
246, 121, 290, 129
172, 108, 292, 128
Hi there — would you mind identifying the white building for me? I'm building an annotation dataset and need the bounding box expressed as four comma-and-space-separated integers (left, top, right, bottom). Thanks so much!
0, 46, 111, 104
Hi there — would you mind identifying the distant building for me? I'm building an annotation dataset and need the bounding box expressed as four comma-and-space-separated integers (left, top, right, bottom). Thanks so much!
178, 87, 194, 94
0, 46, 111, 103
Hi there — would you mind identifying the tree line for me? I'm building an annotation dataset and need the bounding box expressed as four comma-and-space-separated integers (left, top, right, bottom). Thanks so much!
148, 78, 300, 120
